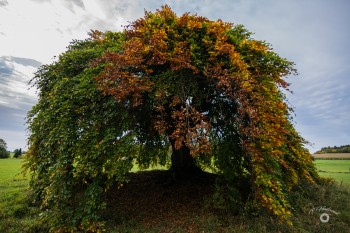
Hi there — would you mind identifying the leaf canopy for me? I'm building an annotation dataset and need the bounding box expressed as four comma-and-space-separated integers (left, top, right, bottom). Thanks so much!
26, 5, 320, 231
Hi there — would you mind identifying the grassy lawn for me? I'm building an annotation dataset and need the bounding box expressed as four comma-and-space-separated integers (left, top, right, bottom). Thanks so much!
1, 158, 350, 232
0, 159, 28, 210
0, 158, 42, 232
314, 160, 350, 185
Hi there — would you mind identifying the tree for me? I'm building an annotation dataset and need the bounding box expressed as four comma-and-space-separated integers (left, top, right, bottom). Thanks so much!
315, 144, 350, 153
13, 148, 22, 158
26, 32, 133, 231
0, 138, 10, 159
26, 6, 320, 231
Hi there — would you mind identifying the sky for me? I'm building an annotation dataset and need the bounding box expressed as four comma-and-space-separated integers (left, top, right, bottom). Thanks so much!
0, 0, 349, 153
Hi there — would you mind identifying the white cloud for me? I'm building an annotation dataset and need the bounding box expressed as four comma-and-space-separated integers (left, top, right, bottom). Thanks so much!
0, 0, 8, 7
0, 56, 40, 152
0, 0, 118, 63
0, 56, 38, 109
0, 129, 28, 151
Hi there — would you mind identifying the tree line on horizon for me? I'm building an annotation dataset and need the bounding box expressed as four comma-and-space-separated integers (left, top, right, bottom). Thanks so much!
0, 138, 10, 158
0, 138, 24, 158
315, 144, 350, 154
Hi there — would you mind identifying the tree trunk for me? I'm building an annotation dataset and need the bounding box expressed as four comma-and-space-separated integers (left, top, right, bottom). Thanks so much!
169, 139, 202, 179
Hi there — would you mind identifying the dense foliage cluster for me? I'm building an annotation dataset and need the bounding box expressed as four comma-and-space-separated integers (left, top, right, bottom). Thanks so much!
13, 148, 22, 158
26, 32, 131, 231
0, 138, 10, 159
315, 145, 350, 154
26, 6, 320, 231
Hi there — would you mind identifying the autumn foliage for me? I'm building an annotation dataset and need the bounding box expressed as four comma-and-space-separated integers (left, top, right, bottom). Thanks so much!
94, 5, 319, 221
26, 5, 320, 231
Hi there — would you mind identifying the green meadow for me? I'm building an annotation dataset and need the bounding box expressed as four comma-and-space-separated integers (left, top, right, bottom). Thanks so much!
1, 158, 350, 232
0, 158, 43, 232
314, 159, 350, 185
0, 159, 27, 204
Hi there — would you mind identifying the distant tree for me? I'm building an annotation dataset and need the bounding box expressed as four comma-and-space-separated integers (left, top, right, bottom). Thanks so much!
0, 138, 6, 148
13, 148, 22, 158
0, 138, 10, 159
315, 144, 350, 153
26, 6, 320, 231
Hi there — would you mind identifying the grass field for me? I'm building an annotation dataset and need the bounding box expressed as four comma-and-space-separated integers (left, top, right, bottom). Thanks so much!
0, 159, 27, 204
314, 159, 350, 184
1, 158, 350, 232
0, 158, 49, 232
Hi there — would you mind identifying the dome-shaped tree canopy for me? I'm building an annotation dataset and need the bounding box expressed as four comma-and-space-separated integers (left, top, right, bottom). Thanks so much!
26, 5, 319, 231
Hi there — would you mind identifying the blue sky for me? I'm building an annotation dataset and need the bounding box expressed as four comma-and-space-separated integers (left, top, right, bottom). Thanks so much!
0, 0, 349, 152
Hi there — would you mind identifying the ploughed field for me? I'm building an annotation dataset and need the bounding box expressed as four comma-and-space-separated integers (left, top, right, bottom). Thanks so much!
313, 153, 350, 159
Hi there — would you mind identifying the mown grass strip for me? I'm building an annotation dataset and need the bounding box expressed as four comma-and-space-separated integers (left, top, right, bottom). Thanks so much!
314, 160, 350, 184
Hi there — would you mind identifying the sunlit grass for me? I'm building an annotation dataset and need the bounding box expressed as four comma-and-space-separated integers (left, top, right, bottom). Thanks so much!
314, 160, 350, 185
0, 158, 45, 232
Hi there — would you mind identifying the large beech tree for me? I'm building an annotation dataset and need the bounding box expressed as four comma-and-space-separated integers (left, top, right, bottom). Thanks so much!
26, 5, 319, 231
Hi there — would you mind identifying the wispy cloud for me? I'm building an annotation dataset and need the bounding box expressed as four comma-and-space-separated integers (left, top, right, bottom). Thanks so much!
0, 56, 39, 109
0, 56, 40, 151
61, 0, 85, 13
0, 0, 8, 7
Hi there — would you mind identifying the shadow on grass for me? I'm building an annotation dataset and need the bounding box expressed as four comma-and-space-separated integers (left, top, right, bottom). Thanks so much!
1, 167, 350, 232
103, 171, 350, 233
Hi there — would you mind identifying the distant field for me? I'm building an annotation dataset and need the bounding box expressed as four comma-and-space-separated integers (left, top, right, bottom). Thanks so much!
314, 159, 350, 185
312, 153, 350, 159
0, 158, 38, 232
0, 158, 26, 183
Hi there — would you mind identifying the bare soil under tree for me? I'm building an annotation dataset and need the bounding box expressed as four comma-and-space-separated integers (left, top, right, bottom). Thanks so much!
104, 170, 217, 230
